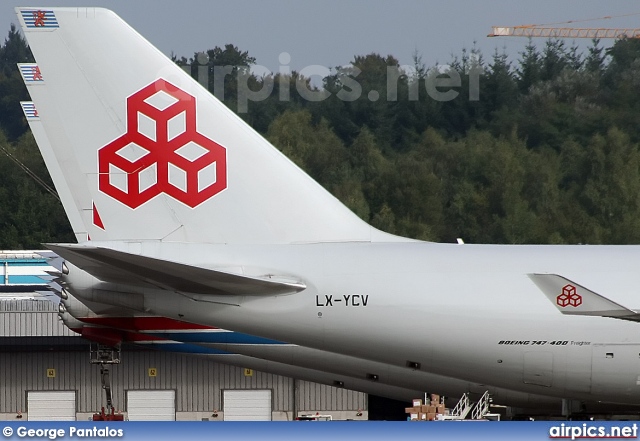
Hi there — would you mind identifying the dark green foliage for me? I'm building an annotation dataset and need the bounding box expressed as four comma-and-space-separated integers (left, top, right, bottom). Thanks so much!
0, 24, 32, 141
4, 24, 640, 247
0, 25, 73, 248
0, 131, 74, 248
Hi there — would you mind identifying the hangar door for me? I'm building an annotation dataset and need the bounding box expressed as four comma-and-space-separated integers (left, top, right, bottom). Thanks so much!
27, 391, 76, 421
127, 390, 175, 421
223, 390, 272, 421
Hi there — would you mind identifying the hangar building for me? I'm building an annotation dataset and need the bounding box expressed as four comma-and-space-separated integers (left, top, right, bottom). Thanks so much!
0, 252, 368, 421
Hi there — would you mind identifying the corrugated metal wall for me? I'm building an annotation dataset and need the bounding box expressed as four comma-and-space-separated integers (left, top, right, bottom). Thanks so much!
1, 300, 74, 337
0, 300, 56, 312
297, 381, 366, 411
0, 351, 366, 413
0, 300, 367, 414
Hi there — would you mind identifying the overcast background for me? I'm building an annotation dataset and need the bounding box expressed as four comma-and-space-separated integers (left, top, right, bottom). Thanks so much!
2, 1, 640, 75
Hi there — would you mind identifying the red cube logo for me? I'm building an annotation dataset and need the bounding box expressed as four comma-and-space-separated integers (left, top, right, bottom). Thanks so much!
556, 284, 582, 308
98, 79, 227, 209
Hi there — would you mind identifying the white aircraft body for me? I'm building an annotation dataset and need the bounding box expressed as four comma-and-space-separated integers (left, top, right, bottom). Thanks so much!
21, 68, 561, 411
16, 7, 640, 408
57, 290, 428, 403
57, 286, 561, 408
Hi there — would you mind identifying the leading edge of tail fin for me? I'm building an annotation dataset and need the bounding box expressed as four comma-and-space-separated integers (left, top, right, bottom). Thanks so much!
21, 99, 87, 242
17, 7, 406, 244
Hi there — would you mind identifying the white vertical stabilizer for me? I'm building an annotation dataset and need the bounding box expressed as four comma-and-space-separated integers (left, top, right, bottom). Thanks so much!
17, 7, 405, 245
22, 102, 87, 242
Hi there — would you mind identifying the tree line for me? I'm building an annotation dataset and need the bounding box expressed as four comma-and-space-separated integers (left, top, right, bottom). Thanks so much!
2, 23, 640, 247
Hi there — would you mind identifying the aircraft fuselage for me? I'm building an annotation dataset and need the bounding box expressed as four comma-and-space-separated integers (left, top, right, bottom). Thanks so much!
81, 240, 640, 405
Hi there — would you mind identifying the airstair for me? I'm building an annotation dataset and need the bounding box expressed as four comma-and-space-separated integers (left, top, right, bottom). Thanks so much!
440, 393, 472, 420
471, 391, 491, 420
440, 391, 498, 421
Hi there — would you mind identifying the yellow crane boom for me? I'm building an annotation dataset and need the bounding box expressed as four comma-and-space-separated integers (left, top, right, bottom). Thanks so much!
488, 26, 640, 39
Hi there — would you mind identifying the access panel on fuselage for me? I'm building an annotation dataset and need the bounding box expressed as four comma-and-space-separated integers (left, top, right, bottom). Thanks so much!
591, 344, 640, 398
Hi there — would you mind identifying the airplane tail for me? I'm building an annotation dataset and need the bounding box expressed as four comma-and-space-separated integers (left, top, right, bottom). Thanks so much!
17, 7, 403, 245
20, 99, 86, 242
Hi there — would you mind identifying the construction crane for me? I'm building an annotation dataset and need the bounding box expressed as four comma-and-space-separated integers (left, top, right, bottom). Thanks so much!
489, 26, 640, 39
488, 12, 640, 39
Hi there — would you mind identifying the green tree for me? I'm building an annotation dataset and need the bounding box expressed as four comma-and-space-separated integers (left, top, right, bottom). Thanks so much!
516, 40, 542, 93
0, 24, 33, 140
0, 130, 73, 248
584, 39, 606, 74
266, 110, 360, 214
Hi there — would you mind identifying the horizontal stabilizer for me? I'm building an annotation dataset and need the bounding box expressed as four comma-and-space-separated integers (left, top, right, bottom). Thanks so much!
47, 244, 306, 296
529, 273, 640, 321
